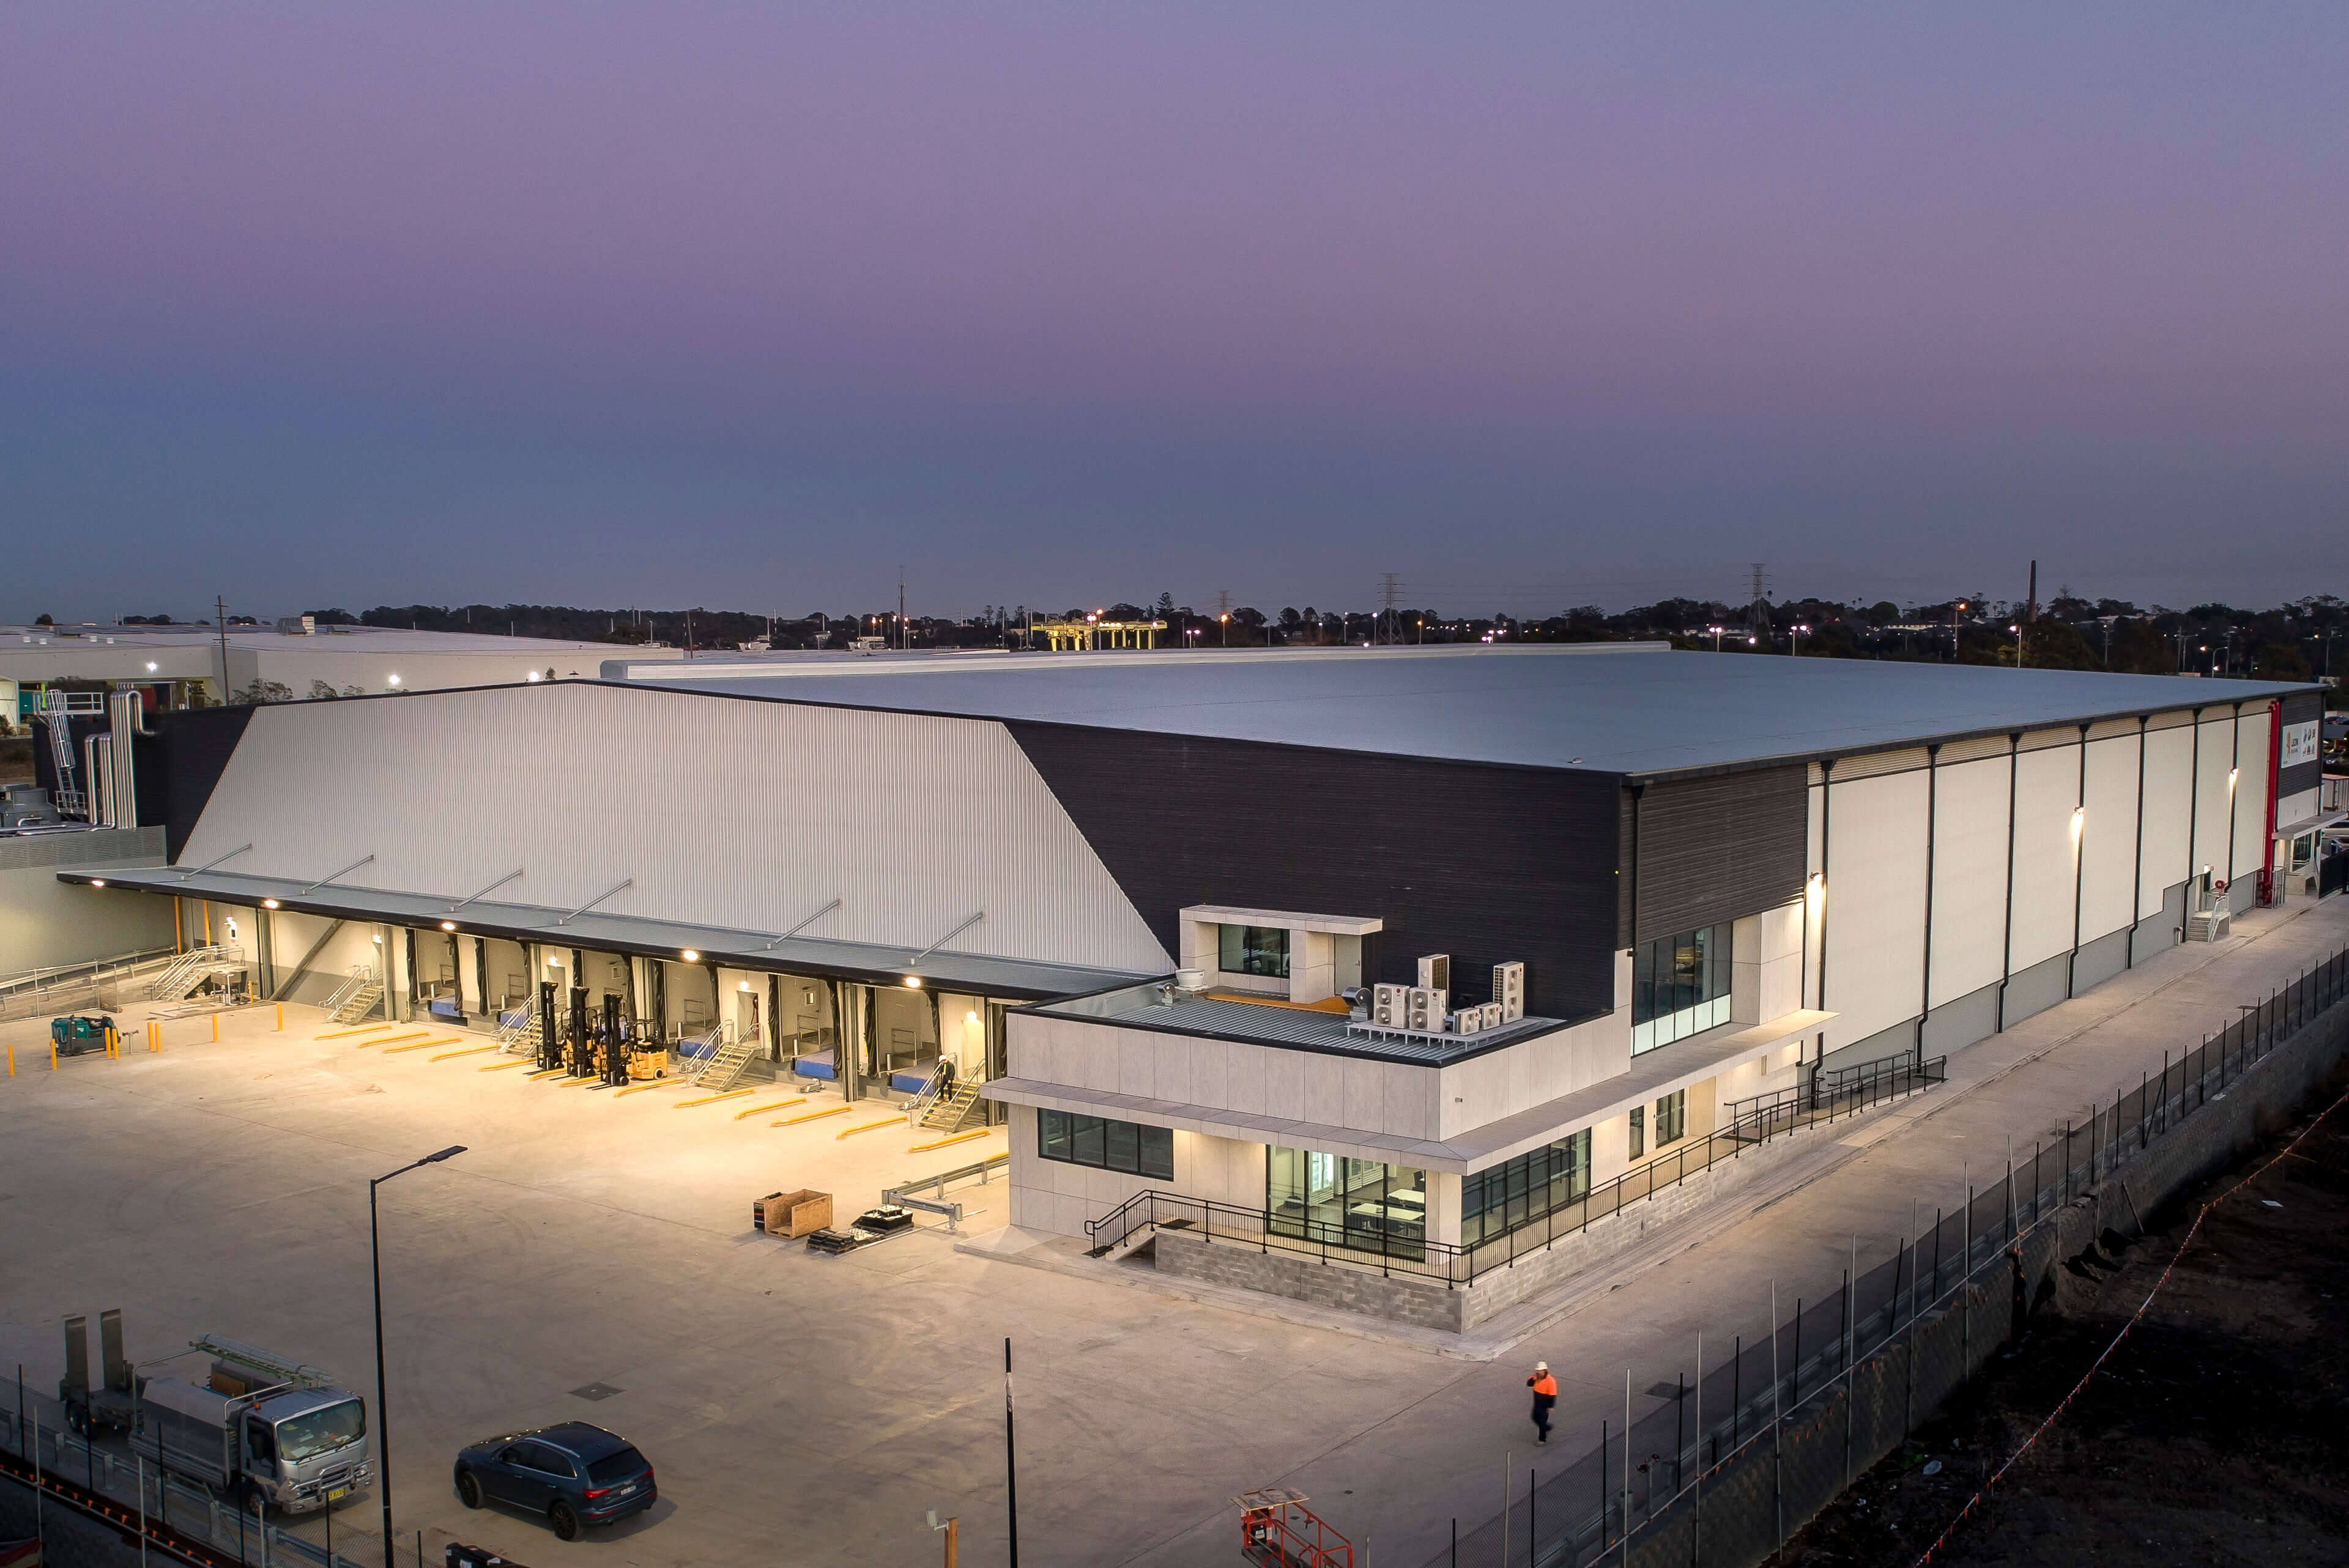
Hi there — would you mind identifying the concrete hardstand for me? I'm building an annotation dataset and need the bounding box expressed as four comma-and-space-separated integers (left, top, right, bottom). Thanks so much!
3, 893, 2345, 1568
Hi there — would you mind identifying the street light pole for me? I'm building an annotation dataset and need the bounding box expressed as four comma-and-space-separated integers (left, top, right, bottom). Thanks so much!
372, 1146, 466, 1568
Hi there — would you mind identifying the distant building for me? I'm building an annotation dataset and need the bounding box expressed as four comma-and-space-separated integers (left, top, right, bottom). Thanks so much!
1, 623, 686, 728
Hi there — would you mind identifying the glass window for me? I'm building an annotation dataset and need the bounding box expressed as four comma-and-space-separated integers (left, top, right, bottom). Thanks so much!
1037, 1109, 1174, 1180
274, 1401, 365, 1463
1219, 925, 1291, 978
1630, 923, 1733, 1055
1267, 1147, 1426, 1259
1461, 1130, 1591, 1248
1656, 1089, 1687, 1146
1628, 1104, 1646, 1159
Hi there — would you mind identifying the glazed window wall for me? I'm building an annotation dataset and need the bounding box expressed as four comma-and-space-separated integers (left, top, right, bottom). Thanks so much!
1631, 924, 1732, 1055
1267, 1148, 1427, 1259
1038, 1109, 1174, 1180
1461, 1130, 1592, 1248
1220, 925, 1291, 979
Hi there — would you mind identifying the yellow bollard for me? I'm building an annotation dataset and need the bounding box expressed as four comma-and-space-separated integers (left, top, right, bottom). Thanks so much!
276, 1004, 284, 1032
211, 1014, 219, 1042
51, 1044, 59, 1070
6, 1041, 13, 1075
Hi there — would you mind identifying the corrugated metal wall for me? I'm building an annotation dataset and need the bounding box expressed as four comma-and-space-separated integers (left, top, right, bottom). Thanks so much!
1624, 765, 1808, 947
177, 684, 1171, 973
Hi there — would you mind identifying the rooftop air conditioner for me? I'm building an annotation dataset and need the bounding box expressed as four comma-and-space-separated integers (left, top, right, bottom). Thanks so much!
1373, 983, 1410, 1028
1407, 986, 1446, 1032
1493, 962, 1526, 1022
1417, 954, 1450, 991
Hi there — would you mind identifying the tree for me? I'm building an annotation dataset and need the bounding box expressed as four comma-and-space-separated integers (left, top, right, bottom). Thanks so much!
34, 613, 53, 626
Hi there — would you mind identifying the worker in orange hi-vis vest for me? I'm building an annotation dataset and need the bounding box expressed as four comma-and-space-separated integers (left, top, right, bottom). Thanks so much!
1526, 1360, 1558, 1443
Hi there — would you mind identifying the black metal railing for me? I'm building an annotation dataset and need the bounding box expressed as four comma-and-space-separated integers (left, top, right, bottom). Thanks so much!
1083, 1052, 1947, 1287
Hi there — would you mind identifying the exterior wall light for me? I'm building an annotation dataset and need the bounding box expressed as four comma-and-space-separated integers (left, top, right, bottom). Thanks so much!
440, 920, 457, 931
146, 661, 158, 672
527, 671, 541, 682
89, 878, 104, 887
373, 934, 384, 944
2228, 767, 2240, 791
2071, 805, 2086, 838
263, 898, 279, 908
682, 949, 700, 961
388, 674, 401, 687
902, 975, 923, 988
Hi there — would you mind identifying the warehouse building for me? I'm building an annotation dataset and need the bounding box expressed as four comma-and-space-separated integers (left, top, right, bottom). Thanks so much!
44, 646, 2325, 1322
2, 620, 685, 725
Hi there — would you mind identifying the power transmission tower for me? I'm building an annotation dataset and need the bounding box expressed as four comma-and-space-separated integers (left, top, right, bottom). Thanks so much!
1378, 572, 1403, 645
1745, 563, 1771, 643
897, 566, 907, 651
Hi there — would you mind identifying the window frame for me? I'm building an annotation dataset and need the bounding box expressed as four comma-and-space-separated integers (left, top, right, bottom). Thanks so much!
1219, 923, 1292, 980
1037, 1108, 1173, 1180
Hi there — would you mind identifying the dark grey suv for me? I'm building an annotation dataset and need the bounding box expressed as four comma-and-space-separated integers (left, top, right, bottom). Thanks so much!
451, 1422, 655, 1539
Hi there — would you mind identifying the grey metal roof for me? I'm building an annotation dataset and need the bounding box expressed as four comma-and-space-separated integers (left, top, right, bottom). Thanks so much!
59, 868, 1151, 1001
617, 645, 2308, 780
1034, 989, 1575, 1067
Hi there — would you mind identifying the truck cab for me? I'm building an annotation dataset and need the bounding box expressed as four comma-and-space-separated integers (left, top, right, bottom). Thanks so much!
138, 1363, 373, 1514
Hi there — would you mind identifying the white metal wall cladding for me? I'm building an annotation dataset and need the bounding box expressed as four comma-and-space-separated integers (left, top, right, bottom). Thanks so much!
2078, 736, 2140, 944
2191, 716, 2236, 882
2232, 709, 2273, 881
179, 684, 1172, 972
1820, 770, 1928, 1052
1924, 756, 2011, 1010
2007, 744, 2083, 972
2139, 725, 2195, 915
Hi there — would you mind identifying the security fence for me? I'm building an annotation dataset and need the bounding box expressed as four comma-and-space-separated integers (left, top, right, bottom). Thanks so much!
1432, 942, 2349, 1568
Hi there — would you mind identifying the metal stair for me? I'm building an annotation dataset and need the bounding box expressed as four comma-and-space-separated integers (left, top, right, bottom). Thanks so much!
496, 1006, 541, 1055
323, 966, 385, 1024
919, 1080, 984, 1133
689, 1030, 756, 1092
144, 945, 243, 1001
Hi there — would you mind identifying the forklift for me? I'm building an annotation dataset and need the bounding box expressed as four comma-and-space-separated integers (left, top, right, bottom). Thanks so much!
536, 981, 564, 1073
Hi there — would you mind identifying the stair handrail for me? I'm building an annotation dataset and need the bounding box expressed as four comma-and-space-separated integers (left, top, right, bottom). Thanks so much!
902, 1060, 952, 1120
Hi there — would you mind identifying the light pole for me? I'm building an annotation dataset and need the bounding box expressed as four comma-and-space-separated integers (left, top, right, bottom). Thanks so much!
372, 1146, 466, 1568
2009, 623, 2024, 668
1791, 623, 1811, 657
1705, 624, 1725, 652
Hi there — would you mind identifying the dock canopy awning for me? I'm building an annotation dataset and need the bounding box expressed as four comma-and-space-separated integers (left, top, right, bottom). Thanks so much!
59, 867, 1152, 1002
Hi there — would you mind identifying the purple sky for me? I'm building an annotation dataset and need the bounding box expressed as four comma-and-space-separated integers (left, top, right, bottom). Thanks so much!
5, 3, 2345, 621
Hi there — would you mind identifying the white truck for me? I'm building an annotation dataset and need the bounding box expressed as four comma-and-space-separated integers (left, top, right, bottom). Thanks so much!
134, 1338, 373, 1515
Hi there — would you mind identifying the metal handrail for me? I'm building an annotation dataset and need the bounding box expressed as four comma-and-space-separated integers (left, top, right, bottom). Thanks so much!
1085, 1054, 1948, 1287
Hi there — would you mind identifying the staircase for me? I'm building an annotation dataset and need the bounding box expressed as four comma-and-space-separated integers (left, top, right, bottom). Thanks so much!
689, 1030, 755, 1092
919, 1080, 985, 1134
324, 966, 385, 1024
145, 945, 242, 1001
495, 1006, 541, 1055
2188, 900, 2233, 942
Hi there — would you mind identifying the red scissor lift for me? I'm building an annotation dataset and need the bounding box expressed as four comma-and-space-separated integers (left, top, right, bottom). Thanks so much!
1236, 1487, 1352, 1567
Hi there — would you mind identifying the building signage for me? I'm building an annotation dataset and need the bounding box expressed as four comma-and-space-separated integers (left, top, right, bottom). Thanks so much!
2284, 720, 2320, 767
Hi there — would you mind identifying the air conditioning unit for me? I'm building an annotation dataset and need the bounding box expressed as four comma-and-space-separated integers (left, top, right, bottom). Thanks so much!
1373, 983, 1411, 1028
1449, 1008, 1486, 1037
1417, 954, 1451, 991
1480, 1000, 1506, 1032
1407, 986, 1446, 1032
1492, 962, 1526, 1022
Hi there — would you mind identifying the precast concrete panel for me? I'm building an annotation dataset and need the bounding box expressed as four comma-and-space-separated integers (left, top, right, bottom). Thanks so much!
176, 682, 1171, 974
2007, 743, 2083, 972
2139, 723, 2195, 917
1925, 756, 2011, 1010
1819, 769, 1928, 1054
2078, 736, 2141, 944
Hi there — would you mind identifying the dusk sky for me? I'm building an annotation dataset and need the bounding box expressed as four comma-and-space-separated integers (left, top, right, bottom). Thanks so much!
5, 4, 2345, 623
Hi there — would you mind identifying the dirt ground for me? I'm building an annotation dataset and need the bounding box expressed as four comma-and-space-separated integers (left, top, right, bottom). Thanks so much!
1782, 1067, 2349, 1568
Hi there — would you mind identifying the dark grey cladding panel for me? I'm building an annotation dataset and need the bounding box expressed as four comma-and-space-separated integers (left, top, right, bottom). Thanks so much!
1004, 723, 1622, 1021
1628, 765, 1808, 946
136, 705, 258, 860
2280, 690, 2324, 799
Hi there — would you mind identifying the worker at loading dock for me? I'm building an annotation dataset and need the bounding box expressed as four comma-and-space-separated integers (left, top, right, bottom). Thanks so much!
1527, 1361, 1557, 1443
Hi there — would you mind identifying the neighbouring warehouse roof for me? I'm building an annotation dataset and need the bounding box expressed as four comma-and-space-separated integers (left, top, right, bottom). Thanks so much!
608, 645, 2310, 780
